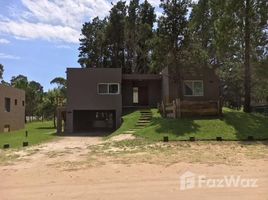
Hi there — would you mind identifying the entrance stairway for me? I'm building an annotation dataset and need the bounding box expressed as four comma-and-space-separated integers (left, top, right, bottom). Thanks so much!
126, 109, 153, 133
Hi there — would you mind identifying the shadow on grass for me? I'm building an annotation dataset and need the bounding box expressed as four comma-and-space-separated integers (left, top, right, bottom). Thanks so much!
223, 110, 268, 141
149, 116, 201, 138
36, 126, 56, 130
142, 109, 268, 142
55, 129, 114, 137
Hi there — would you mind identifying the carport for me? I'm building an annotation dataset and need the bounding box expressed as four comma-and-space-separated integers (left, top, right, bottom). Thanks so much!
73, 110, 116, 132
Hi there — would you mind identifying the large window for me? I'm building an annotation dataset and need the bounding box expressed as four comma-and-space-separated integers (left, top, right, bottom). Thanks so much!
184, 80, 204, 96
5, 97, 11, 112
98, 83, 120, 95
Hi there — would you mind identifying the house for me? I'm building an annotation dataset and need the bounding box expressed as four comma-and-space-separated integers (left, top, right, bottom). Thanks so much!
64, 66, 221, 133
0, 84, 25, 133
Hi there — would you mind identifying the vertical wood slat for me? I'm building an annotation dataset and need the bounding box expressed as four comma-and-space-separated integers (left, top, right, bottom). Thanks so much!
161, 101, 166, 117
172, 100, 177, 119
217, 100, 220, 116
176, 98, 181, 118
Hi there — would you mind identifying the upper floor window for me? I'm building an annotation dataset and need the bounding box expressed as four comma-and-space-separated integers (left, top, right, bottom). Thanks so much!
15, 99, 18, 106
184, 80, 204, 96
22, 100, 25, 107
98, 83, 120, 95
5, 97, 11, 112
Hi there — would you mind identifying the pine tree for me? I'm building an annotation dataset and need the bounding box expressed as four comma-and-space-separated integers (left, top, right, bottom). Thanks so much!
78, 17, 108, 68
106, 1, 127, 69
157, 0, 190, 97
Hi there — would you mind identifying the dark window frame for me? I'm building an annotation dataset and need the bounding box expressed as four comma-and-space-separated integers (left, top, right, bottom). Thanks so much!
183, 80, 204, 97
4, 97, 11, 112
97, 83, 120, 95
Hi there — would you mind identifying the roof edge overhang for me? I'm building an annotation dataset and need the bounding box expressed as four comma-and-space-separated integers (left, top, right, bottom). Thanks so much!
122, 74, 162, 80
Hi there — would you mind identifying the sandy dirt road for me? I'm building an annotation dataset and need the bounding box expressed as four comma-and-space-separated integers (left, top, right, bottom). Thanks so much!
0, 136, 267, 200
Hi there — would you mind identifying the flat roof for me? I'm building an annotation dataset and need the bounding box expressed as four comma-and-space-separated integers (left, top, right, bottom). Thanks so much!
122, 74, 162, 80
0, 84, 26, 93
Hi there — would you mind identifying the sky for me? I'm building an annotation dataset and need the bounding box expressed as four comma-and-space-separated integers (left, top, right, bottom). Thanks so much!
0, 0, 161, 91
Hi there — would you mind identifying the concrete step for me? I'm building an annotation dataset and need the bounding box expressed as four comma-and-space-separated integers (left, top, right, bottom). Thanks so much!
137, 121, 151, 123
136, 123, 150, 126
138, 120, 151, 123
132, 126, 143, 129
140, 118, 152, 120
124, 130, 136, 134
135, 124, 148, 127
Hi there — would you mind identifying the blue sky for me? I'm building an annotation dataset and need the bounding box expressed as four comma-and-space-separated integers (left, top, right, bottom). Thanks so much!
0, 0, 161, 91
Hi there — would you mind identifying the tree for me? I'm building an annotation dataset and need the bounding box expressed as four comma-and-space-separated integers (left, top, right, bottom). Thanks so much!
50, 77, 67, 107
190, 0, 268, 111
106, 1, 127, 70
78, 17, 108, 68
41, 89, 60, 128
10, 75, 28, 89
157, 0, 190, 97
135, 0, 156, 73
11, 75, 44, 121
0, 64, 3, 80
125, 0, 140, 73
28, 81, 44, 120
78, 0, 156, 74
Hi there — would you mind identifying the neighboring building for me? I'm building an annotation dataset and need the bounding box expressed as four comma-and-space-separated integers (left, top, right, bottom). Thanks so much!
65, 66, 221, 133
0, 84, 25, 132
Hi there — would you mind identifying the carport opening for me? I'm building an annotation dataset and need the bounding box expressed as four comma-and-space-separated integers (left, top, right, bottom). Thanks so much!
73, 110, 116, 132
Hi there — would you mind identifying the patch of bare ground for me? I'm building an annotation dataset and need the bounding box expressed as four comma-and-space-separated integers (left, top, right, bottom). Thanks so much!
87, 139, 268, 166
0, 136, 268, 200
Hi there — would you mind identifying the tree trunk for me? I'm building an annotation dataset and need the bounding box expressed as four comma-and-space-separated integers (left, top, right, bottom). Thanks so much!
53, 112, 56, 128
243, 0, 251, 113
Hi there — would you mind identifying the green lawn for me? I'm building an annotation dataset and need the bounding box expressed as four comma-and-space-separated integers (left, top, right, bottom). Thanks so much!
0, 121, 56, 148
108, 109, 140, 137
124, 108, 268, 141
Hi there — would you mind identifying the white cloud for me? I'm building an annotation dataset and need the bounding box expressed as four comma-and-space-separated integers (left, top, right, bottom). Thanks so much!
0, 20, 80, 43
55, 44, 72, 49
0, 53, 20, 60
0, 0, 165, 44
0, 38, 10, 44
0, 0, 113, 44
147, 0, 160, 7
20, 0, 111, 28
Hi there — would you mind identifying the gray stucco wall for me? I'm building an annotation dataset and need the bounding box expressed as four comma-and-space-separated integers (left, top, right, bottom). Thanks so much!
66, 68, 122, 133
0, 84, 25, 132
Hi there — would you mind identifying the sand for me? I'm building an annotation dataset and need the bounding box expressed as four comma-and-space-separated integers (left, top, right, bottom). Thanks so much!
0, 136, 267, 200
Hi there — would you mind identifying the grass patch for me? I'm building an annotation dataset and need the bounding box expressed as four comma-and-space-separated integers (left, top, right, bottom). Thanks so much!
0, 121, 56, 149
133, 108, 268, 141
107, 110, 140, 138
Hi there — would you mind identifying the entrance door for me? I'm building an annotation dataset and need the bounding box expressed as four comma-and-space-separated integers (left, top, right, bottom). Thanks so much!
138, 86, 148, 106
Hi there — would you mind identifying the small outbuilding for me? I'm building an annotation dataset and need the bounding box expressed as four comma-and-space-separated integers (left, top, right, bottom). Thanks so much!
0, 84, 25, 132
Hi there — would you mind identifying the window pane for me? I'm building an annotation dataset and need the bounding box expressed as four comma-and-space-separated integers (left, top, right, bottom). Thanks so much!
133, 87, 139, 103
194, 81, 203, 96
184, 82, 193, 96
98, 84, 108, 94
109, 84, 119, 94
5, 98, 11, 112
